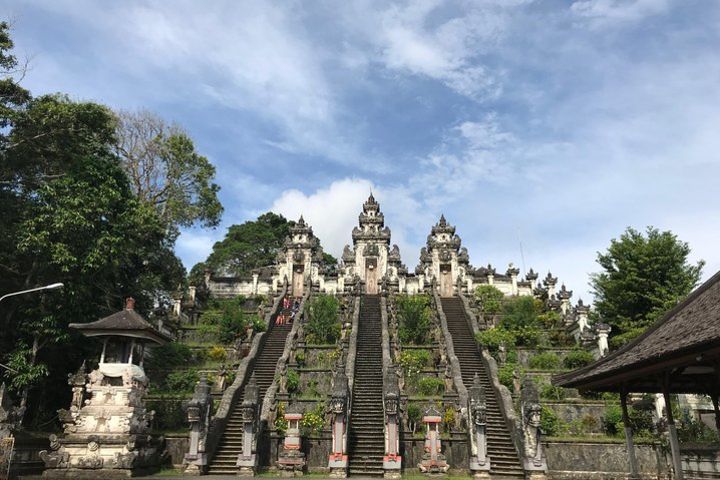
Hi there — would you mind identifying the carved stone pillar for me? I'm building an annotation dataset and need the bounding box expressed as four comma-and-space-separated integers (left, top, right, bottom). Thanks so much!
277, 403, 305, 476
468, 374, 490, 478
328, 366, 349, 477
183, 375, 212, 475
521, 379, 547, 479
596, 323, 611, 357
383, 366, 401, 478
418, 406, 449, 474
237, 378, 259, 475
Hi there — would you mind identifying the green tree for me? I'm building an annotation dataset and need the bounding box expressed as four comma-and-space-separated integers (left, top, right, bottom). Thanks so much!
591, 227, 704, 346
475, 285, 504, 316
305, 295, 340, 344
199, 212, 291, 277
114, 110, 222, 238
397, 294, 432, 345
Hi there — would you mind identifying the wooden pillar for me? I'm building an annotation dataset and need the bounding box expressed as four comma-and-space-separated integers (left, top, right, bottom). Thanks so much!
711, 393, 720, 432
620, 390, 639, 478
662, 381, 684, 480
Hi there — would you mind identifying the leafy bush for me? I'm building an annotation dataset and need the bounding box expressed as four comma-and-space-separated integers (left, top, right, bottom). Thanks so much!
475, 328, 516, 353
305, 295, 341, 344
513, 325, 543, 347
286, 369, 299, 393
252, 315, 267, 332
397, 295, 432, 345
165, 369, 199, 393
602, 403, 655, 437
529, 352, 561, 370
301, 404, 325, 436
541, 405, 563, 436
498, 363, 523, 390
538, 311, 562, 329
274, 402, 288, 434
475, 285, 504, 316
218, 308, 248, 343
538, 381, 567, 401
500, 296, 539, 331
148, 397, 186, 431
294, 351, 305, 366
407, 403, 422, 432
399, 350, 431, 378
563, 349, 595, 369
146, 343, 193, 371
207, 345, 227, 362
417, 377, 444, 396
443, 407, 456, 431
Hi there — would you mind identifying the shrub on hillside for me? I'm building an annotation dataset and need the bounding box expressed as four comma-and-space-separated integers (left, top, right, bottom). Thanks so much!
417, 377, 444, 396
529, 352, 561, 370
146, 342, 193, 372
500, 296, 539, 331
475, 328, 516, 353
498, 363, 523, 390
399, 349, 431, 378
475, 285, 504, 316
563, 349, 595, 369
305, 295, 341, 344
397, 295, 432, 345
165, 369, 200, 393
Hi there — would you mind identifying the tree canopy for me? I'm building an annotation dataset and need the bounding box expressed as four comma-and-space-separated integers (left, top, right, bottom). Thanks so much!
590, 226, 704, 347
115, 110, 223, 238
0, 23, 218, 426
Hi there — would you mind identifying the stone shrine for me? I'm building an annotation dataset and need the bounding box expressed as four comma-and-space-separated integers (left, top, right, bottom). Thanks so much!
40, 298, 171, 478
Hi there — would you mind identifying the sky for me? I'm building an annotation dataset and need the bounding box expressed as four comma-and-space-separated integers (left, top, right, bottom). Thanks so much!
5, 0, 720, 302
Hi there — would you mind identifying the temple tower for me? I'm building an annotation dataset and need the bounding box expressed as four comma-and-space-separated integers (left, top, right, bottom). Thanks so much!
342, 194, 402, 294
276, 216, 324, 297
419, 215, 470, 297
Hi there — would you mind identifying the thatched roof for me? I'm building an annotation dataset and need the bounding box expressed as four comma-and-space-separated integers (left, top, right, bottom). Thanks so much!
554, 270, 720, 393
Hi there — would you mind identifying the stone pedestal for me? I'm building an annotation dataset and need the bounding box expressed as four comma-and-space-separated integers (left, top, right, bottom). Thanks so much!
468, 374, 491, 475
236, 379, 259, 475
277, 406, 305, 476
40, 363, 164, 478
328, 364, 349, 477
521, 379, 548, 478
418, 407, 449, 475
182, 375, 212, 475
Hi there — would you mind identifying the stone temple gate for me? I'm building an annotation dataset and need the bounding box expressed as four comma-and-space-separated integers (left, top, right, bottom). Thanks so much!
206, 194, 537, 299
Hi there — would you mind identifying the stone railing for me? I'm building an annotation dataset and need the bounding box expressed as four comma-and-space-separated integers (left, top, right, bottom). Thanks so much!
203, 283, 288, 467
259, 287, 310, 424
345, 296, 360, 395
432, 290, 468, 408
482, 350, 524, 459
458, 290, 482, 335
381, 295, 402, 476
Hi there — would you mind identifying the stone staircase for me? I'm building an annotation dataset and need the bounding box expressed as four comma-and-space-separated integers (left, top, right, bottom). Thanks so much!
207, 321, 293, 475
348, 295, 385, 476
441, 297, 525, 479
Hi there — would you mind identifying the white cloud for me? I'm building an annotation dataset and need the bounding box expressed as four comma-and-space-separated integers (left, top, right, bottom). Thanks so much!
571, 0, 671, 24
269, 178, 432, 268
175, 230, 224, 270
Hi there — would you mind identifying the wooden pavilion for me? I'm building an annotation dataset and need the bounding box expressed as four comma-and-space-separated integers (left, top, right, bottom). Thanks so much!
554, 270, 720, 479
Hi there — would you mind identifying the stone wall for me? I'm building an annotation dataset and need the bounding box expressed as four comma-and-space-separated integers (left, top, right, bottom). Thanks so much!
400, 433, 469, 473
544, 441, 669, 479
545, 402, 607, 434
164, 434, 189, 467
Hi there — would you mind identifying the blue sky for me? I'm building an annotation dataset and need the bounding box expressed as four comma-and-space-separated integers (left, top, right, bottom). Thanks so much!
6, 0, 720, 301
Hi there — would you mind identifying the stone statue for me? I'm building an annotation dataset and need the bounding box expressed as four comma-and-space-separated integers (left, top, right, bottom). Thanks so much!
328, 364, 349, 476
383, 365, 401, 477
469, 373, 490, 475
237, 377, 259, 474
183, 375, 213, 474
521, 379, 547, 476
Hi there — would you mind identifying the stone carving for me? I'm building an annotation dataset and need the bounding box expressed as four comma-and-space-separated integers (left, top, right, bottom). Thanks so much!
237, 377, 259, 474
469, 373, 490, 475
383, 366, 401, 476
0, 382, 23, 440
183, 374, 213, 474
328, 364, 349, 476
521, 378, 547, 475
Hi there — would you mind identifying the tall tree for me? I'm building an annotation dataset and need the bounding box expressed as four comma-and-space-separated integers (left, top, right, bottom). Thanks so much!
114, 110, 223, 238
195, 212, 292, 278
590, 227, 704, 347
